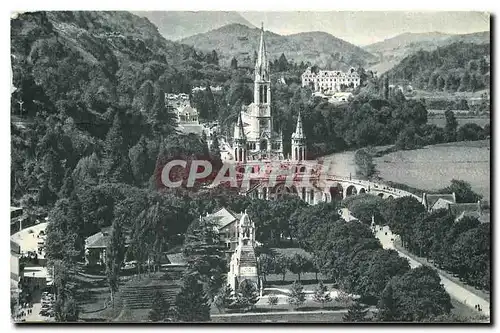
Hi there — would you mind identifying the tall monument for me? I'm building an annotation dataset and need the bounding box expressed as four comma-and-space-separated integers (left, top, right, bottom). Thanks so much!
227, 211, 260, 292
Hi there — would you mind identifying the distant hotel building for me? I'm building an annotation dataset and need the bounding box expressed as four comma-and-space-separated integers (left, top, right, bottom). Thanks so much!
301, 67, 360, 93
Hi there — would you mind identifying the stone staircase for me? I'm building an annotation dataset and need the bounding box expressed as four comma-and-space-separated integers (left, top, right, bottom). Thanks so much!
118, 268, 184, 310
239, 245, 257, 267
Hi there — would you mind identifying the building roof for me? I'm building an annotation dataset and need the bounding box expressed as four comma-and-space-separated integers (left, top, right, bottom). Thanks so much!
179, 124, 204, 135
166, 253, 187, 266
448, 202, 480, 217
431, 197, 455, 211
423, 193, 456, 209
85, 227, 131, 249
209, 207, 240, 230
178, 105, 198, 116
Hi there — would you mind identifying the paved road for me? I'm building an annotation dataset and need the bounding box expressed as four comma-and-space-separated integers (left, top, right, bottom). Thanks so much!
22, 290, 54, 323
212, 309, 348, 317
375, 225, 490, 317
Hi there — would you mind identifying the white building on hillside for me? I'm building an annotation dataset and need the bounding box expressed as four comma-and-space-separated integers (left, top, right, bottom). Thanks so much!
301, 67, 360, 93
165, 93, 206, 136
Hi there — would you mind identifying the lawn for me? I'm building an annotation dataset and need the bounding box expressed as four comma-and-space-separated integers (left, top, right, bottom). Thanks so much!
211, 311, 346, 323
373, 140, 490, 201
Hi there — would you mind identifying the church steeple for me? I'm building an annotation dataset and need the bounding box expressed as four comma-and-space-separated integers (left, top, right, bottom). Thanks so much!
255, 23, 269, 83
292, 111, 305, 139
291, 111, 306, 161
254, 23, 270, 106
234, 110, 247, 162
234, 110, 246, 141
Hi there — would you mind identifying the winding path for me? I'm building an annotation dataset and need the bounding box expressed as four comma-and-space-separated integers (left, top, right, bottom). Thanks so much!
375, 225, 490, 318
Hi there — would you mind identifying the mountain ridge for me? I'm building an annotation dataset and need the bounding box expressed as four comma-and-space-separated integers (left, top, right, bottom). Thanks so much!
132, 11, 256, 41
179, 23, 377, 70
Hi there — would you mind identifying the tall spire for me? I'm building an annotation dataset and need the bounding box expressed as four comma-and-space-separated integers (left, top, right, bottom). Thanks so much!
255, 22, 268, 80
292, 111, 305, 139
234, 109, 246, 141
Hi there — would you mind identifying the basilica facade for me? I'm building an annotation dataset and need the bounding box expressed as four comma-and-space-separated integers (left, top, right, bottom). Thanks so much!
230, 24, 305, 163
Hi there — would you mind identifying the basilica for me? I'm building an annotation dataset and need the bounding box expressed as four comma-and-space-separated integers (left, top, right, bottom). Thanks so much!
229, 24, 306, 164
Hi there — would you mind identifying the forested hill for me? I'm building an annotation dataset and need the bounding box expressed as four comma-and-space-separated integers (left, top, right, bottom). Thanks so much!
180, 23, 378, 69
364, 31, 490, 74
385, 42, 490, 92
10, 10, 232, 130
10, 11, 220, 206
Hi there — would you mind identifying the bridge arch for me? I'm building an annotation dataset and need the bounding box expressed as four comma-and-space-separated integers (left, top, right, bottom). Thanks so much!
359, 188, 366, 194
272, 183, 298, 199
388, 195, 394, 199
378, 193, 384, 198
345, 185, 358, 197
329, 183, 343, 201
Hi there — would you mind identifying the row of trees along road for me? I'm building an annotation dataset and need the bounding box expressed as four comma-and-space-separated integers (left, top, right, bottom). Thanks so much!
291, 200, 454, 322
343, 187, 489, 292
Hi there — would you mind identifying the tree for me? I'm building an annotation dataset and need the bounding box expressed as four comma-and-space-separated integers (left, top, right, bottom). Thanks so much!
277, 53, 289, 72
395, 125, 423, 150
54, 295, 79, 322
230, 57, 238, 70
148, 290, 171, 322
377, 283, 396, 321
444, 109, 458, 142
210, 132, 221, 159
45, 198, 83, 263
378, 266, 452, 322
457, 123, 485, 142
72, 153, 100, 189
313, 280, 332, 308
102, 113, 133, 184
354, 148, 375, 178
343, 301, 369, 322
209, 50, 219, 65
287, 281, 306, 310
214, 284, 236, 313
237, 280, 259, 311
105, 217, 125, 307
380, 196, 425, 248
183, 216, 226, 300
268, 295, 279, 310
438, 179, 482, 203
129, 136, 151, 186
174, 274, 211, 322
274, 255, 289, 282
258, 254, 274, 283
289, 254, 308, 282
384, 76, 389, 99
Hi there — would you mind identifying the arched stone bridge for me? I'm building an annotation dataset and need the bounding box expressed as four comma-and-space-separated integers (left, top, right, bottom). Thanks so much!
244, 174, 421, 206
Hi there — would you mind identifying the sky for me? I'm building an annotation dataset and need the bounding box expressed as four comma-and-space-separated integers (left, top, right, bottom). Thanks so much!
239, 11, 490, 45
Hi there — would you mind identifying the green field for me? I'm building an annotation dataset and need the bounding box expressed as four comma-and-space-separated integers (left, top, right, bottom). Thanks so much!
373, 140, 490, 201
